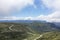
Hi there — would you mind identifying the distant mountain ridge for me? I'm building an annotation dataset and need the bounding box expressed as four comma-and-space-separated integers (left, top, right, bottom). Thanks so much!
53, 22, 60, 27
0, 20, 60, 33
0, 21, 60, 40
0, 20, 46, 23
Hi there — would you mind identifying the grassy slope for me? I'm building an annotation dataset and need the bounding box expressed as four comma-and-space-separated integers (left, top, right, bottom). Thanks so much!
37, 32, 60, 40
0, 22, 60, 40
0, 23, 40, 40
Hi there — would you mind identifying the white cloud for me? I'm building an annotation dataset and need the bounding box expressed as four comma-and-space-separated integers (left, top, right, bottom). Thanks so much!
40, 0, 60, 22
0, 0, 60, 22
37, 11, 60, 22
0, 16, 20, 20
1, 11, 60, 22
0, 0, 34, 14
42, 0, 60, 10
24, 17, 33, 20
0, 16, 33, 20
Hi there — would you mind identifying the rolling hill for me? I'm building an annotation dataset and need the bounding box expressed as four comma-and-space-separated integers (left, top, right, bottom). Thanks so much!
0, 20, 60, 40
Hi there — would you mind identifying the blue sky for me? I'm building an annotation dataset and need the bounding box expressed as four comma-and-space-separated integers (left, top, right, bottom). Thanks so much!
0, 0, 60, 22
11, 0, 52, 17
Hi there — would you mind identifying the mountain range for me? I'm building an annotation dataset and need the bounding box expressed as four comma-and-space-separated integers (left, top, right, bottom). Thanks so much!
0, 20, 60, 40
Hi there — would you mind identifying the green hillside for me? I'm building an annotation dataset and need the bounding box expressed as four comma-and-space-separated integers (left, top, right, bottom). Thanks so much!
0, 23, 39, 40
37, 32, 60, 40
0, 22, 59, 40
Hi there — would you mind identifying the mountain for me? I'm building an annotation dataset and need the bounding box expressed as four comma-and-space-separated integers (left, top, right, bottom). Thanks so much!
0, 23, 30, 40
0, 20, 60, 33
0, 20, 46, 23
27, 22, 60, 33
0, 20, 60, 40
53, 22, 60, 27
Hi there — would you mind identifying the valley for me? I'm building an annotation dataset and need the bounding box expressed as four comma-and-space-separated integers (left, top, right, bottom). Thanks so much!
0, 21, 60, 40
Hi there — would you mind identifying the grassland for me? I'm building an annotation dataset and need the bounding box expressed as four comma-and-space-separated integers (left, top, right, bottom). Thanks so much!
0, 22, 59, 40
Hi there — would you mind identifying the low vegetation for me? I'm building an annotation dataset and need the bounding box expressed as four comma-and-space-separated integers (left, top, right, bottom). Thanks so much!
0, 22, 59, 40
37, 32, 60, 40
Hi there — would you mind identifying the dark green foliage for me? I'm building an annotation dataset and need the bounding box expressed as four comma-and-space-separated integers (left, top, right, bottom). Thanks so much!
0, 23, 29, 40
0, 31, 27, 40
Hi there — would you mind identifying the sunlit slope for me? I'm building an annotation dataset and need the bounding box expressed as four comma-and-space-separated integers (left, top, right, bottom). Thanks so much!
37, 32, 60, 40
